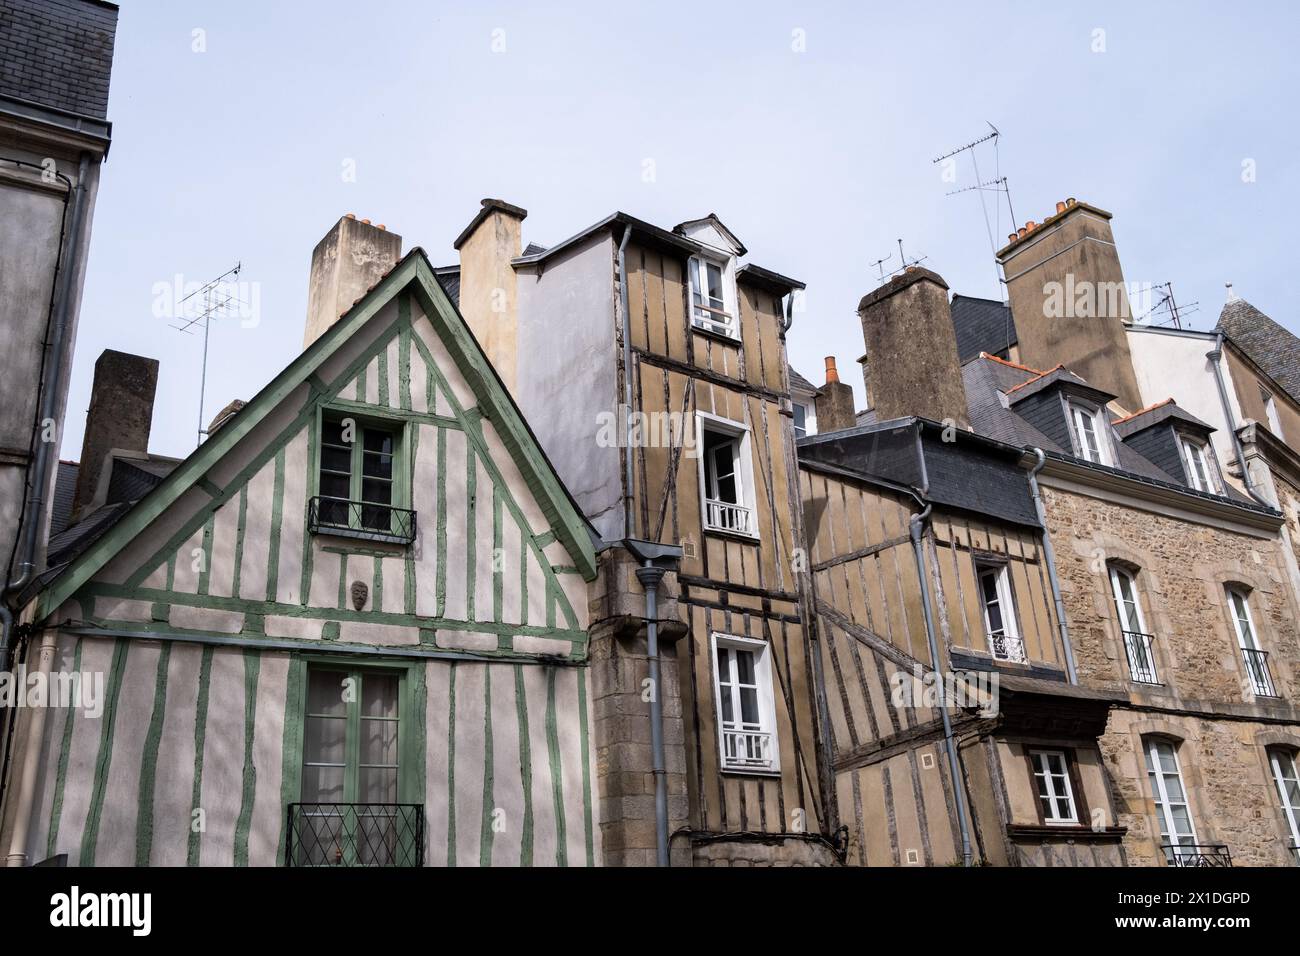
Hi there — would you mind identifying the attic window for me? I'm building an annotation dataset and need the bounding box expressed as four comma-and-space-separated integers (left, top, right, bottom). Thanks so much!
1179, 436, 1218, 494
1069, 402, 1111, 466
688, 255, 737, 339
311, 413, 414, 544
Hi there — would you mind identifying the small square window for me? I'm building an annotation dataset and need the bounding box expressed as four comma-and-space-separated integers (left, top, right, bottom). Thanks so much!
711, 633, 780, 774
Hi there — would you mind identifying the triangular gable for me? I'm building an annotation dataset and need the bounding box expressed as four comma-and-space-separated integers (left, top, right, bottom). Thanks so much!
35, 251, 597, 623
673, 213, 746, 256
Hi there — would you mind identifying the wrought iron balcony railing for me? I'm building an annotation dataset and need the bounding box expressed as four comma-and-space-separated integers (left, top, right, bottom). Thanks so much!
1163, 843, 1232, 867
1242, 647, 1278, 698
704, 499, 755, 537
308, 495, 416, 545
286, 803, 423, 867
1122, 630, 1160, 684
721, 728, 775, 772
990, 632, 1027, 664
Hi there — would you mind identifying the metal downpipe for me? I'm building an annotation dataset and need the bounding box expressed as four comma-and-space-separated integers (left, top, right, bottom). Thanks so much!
635, 562, 670, 866
1027, 448, 1078, 683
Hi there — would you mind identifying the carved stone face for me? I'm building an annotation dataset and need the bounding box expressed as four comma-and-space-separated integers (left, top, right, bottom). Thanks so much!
350, 580, 369, 611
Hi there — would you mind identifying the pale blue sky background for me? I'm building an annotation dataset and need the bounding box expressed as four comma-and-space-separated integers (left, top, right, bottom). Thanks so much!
64, 0, 1300, 460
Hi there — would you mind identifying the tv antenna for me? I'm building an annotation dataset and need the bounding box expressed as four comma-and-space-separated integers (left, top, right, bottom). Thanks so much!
870, 252, 894, 282
1134, 281, 1198, 330
169, 262, 245, 447
895, 238, 928, 273
933, 122, 1016, 296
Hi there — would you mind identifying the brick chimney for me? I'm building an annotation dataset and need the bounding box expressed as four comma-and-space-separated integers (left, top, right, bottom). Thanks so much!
813, 356, 856, 432
996, 198, 1143, 410
72, 350, 159, 516
455, 198, 527, 392
304, 214, 403, 348
857, 267, 970, 429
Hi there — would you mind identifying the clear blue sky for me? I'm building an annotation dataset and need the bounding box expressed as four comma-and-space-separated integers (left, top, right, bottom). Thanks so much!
64, 0, 1300, 460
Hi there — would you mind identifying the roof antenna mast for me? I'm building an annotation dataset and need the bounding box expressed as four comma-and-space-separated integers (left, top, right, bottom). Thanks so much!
169, 262, 244, 448
933, 122, 1016, 297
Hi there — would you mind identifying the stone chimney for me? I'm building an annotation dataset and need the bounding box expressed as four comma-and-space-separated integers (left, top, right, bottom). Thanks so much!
72, 350, 159, 516
813, 356, 856, 432
304, 214, 403, 348
857, 268, 970, 429
997, 198, 1143, 410
454, 198, 527, 392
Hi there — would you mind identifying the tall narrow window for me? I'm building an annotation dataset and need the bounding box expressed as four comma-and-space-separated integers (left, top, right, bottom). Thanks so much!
1229, 587, 1277, 697
294, 667, 412, 866
711, 634, 779, 774
1070, 402, 1109, 465
1030, 749, 1079, 824
1110, 566, 1158, 684
792, 401, 811, 439
1268, 748, 1300, 864
1180, 437, 1216, 493
976, 561, 1026, 663
1145, 738, 1198, 865
688, 256, 735, 338
698, 418, 756, 538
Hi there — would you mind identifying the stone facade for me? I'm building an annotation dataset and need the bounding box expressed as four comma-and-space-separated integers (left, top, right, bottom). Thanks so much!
1041, 482, 1300, 866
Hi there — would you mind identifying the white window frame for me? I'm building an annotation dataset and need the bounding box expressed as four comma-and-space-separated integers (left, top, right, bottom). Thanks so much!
710, 632, 780, 775
1228, 586, 1276, 697
1268, 748, 1300, 861
695, 411, 758, 539
1179, 435, 1216, 493
1069, 401, 1111, 465
791, 397, 817, 439
1110, 565, 1158, 684
1029, 749, 1079, 824
687, 254, 738, 340
1261, 385, 1285, 439
975, 561, 1026, 663
1144, 738, 1198, 864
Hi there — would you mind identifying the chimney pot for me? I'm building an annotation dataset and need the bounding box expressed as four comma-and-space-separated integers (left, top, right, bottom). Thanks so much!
1066, 197, 1077, 206
1018, 227, 1027, 238
377, 224, 386, 231
824, 356, 839, 384
1026, 220, 1036, 231
345, 213, 355, 219
1056, 201, 1067, 214
1008, 233, 1018, 243
361, 218, 371, 225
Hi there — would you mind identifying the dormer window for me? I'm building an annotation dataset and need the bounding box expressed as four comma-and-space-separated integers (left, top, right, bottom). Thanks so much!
1179, 435, 1218, 493
688, 255, 737, 339
1069, 401, 1111, 465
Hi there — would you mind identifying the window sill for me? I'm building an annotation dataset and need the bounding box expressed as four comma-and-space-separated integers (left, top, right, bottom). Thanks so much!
691, 322, 742, 346
720, 765, 782, 778
1006, 824, 1127, 842
310, 525, 413, 548
703, 525, 761, 544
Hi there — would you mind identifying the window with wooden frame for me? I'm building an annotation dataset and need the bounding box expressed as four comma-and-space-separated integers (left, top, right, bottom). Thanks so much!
1028, 749, 1082, 824
1068, 401, 1111, 465
312, 412, 414, 543
975, 560, 1026, 663
293, 666, 417, 866
1179, 435, 1218, 493
1144, 737, 1198, 865
711, 633, 780, 775
1228, 586, 1277, 697
1267, 747, 1300, 864
696, 413, 757, 539
1109, 564, 1159, 684
688, 254, 737, 338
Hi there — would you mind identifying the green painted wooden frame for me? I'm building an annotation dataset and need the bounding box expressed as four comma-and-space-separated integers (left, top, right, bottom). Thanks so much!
311, 401, 413, 540
35, 251, 597, 622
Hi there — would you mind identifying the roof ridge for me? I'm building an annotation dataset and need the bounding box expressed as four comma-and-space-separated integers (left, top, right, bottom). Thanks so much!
1112, 397, 1173, 425
978, 351, 1045, 375
1003, 363, 1066, 395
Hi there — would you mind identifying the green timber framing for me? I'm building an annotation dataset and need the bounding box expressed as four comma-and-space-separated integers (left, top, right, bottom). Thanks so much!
8, 248, 603, 868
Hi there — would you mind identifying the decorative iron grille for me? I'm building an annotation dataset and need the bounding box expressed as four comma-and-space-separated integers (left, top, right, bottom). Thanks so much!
286, 803, 423, 867
1163, 843, 1232, 867
1242, 648, 1277, 698
1123, 630, 1160, 684
307, 496, 416, 545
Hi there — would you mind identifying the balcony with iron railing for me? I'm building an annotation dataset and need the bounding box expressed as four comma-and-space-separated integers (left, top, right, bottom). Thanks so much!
721, 728, 775, 773
704, 498, 755, 538
285, 803, 423, 867
1162, 843, 1232, 867
1242, 647, 1278, 698
1122, 630, 1160, 684
308, 496, 416, 545
989, 632, 1027, 665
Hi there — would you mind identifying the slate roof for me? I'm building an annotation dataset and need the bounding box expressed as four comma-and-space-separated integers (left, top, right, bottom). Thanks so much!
1112, 399, 1214, 439
433, 265, 460, 307
50, 460, 79, 537
950, 294, 1017, 362
1217, 295, 1300, 401
789, 367, 820, 396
